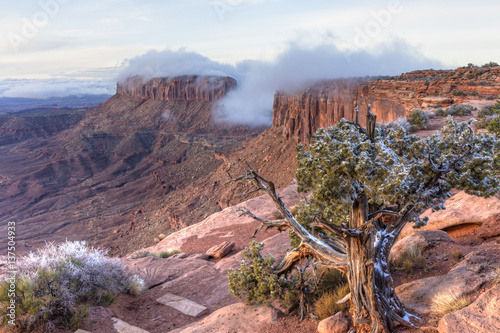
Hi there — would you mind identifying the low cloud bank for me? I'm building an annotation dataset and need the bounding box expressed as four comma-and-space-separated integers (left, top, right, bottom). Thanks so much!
0, 78, 115, 100
118, 41, 441, 127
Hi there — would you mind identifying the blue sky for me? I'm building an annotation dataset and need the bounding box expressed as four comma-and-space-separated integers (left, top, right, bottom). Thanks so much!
1, 0, 499, 98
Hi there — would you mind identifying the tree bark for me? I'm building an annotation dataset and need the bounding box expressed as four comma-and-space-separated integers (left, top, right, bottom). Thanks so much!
347, 194, 415, 333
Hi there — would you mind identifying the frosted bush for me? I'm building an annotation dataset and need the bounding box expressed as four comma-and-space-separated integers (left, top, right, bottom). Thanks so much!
379, 118, 412, 133
1, 241, 145, 331
127, 275, 147, 296
407, 109, 430, 130
18, 241, 127, 305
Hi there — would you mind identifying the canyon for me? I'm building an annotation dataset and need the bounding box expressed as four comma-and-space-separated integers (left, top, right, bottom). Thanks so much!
0, 66, 499, 257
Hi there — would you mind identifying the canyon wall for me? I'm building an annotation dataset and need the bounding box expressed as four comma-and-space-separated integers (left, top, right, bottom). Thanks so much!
116, 75, 237, 102
272, 66, 500, 142
272, 80, 406, 142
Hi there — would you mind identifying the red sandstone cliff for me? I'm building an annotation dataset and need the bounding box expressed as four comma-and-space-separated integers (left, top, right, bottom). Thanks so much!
272, 66, 500, 142
272, 79, 406, 142
116, 75, 237, 102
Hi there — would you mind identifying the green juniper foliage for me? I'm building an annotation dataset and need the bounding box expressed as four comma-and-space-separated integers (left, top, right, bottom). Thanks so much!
229, 115, 498, 331
228, 241, 297, 306
296, 117, 500, 230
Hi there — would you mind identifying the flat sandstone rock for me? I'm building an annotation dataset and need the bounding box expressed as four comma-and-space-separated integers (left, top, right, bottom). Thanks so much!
157, 293, 208, 318
170, 303, 278, 333
112, 317, 150, 333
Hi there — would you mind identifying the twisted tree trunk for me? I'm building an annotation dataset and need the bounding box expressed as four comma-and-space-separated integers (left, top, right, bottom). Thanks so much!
348, 195, 415, 333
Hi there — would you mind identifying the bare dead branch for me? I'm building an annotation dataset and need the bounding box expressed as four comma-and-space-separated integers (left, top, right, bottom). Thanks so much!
237, 187, 262, 197
237, 208, 289, 238
233, 168, 347, 265
336, 292, 351, 304
316, 233, 347, 254
312, 217, 363, 239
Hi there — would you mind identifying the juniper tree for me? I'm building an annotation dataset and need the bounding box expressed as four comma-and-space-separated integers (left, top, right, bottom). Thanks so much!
231, 109, 499, 333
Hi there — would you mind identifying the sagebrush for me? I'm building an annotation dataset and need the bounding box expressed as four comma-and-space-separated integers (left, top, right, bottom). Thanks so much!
0, 241, 145, 332
407, 109, 429, 131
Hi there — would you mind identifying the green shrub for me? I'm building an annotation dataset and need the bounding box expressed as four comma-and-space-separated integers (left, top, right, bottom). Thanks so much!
466, 73, 475, 80
475, 117, 494, 129
482, 61, 499, 68
157, 249, 181, 258
132, 249, 153, 258
407, 109, 430, 130
228, 241, 297, 306
452, 90, 465, 96
478, 105, 495, 118
476, 102, 500, 131
487, 116, 500, 134
447, 104, 473, 116
316, 269, 348, 294
0, 241, 145, 332
435, 108, 446, 116
475, 68, 487, 76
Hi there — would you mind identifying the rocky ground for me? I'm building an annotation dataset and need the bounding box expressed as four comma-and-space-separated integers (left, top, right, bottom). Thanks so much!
53, 183, 498, 333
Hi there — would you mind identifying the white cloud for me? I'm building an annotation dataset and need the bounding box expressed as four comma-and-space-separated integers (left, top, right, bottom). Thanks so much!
118, 41, 442, 127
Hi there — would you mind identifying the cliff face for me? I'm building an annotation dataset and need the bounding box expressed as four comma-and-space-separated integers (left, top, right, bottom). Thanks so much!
272, 66, 500, 142
272, 80, 406, 142
116, 75, 237, 102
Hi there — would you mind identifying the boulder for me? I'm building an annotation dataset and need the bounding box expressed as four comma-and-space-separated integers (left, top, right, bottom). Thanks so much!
401, 191, 500, 238
449, 251, 500, 274
206, 241, 235, 259
438, 285, 500, 333
169, 303, 279, 333
391, 233, 428, 261
317, 312, 351, 333
391, 230, 453, 260
475, 214, 500, 239
396, 265, 490, 314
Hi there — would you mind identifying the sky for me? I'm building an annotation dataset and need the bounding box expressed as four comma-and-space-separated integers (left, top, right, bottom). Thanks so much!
1, 0, 499, 102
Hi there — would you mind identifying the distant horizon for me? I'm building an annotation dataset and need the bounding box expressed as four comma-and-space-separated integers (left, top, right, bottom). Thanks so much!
2, 1, 499, 99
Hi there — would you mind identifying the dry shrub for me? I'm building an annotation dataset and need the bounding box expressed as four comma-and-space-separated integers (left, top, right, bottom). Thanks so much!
432, 291, 470, 316
157, 249, 181, 258
491, 267, 500, 284
127, 275, 147, 296
390, 245, 425, 273
316, 268, 348, 294
451, 249, 463, 263
314, 283, 350, 320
